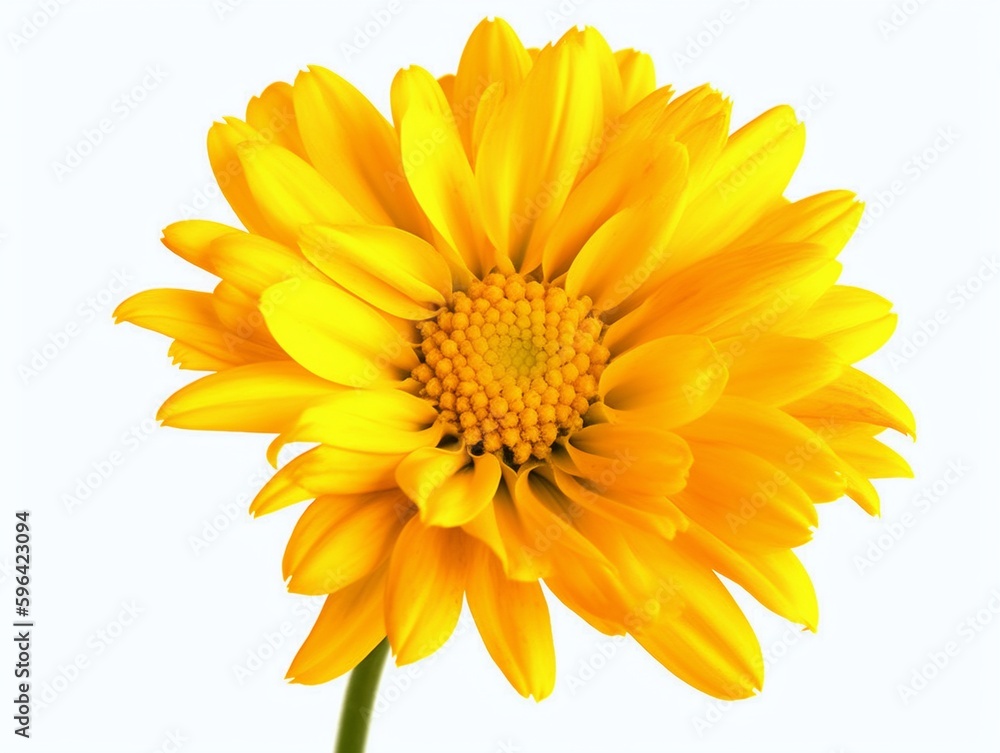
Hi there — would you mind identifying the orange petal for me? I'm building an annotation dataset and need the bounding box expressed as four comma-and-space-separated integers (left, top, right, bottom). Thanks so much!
385, 520, 468, 664
283, 492, 411, 595
467, 543, 555, 700
287, 568, 387, 684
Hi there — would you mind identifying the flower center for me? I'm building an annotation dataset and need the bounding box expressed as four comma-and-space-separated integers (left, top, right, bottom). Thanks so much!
412, 272, 610, 466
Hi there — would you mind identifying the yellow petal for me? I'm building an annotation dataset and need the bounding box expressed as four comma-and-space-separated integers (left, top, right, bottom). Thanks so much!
476, 32, 604, 271
489, 472, 548, 580
292, 65, 430, 236
210, 232, 322, 298
167, 341, 238, 371
560, 26, 624, 130
452, 17, 532, 159
800, 419, 912, 516
206, 119, 275, 238
682, 524, 818, 630
614, 49, 656, 111
675, 442, 818, 549
299, 223, 450, 320
283, 491, 411, 595
393, 65, 495, 277
604, 242, 832, 353
604, 84, 728, 191
783, 285, 898, 363
246, 81, 308, 160
734, 190, 864, 258
436, 73, 455, 103
287, 568, 386, 684
552, 467, 686, 537
543, 132, 686, 280
845, 478, 881, 516
467, 542, 555, 700
469, 81, 505, 166
287, 444, 406, 496
396, 444, 501, 527
157, 360, 342, 433
666, 106, 805, 273
161, 219, 241, 275
385, 520, 467, 664
599, 335, 727, 428
251, 444, 407, 516
115, 288, 218, 339
565, 422, 693, 498
679, 396, 846, 502
543, 539, 631, 634
543, 508, 639, 635
260, 277, 418, 387
511, 466, 613, 569
824, 424, 913, 479
598, 85, 672, 161
563, 141, 688, 310
784, 367, 916, 438
718, 334, 845, 406
210, 281, 281, 349
235, 130, 365, 244
114, 288, 283, 364
621, 533, 764, 700
657, 86, 733, 189
461, 500, 508, 571
268, 389, 442, 464
249, 466, 313, 517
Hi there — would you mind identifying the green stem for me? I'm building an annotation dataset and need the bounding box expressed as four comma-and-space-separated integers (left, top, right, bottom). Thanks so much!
334, 638, 390, 753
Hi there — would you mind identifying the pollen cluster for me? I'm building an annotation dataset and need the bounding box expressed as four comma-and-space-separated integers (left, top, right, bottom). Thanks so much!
412, 273, 610, 465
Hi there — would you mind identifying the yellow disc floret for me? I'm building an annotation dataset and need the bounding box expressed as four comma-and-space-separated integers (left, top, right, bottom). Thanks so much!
412, 272, 610, 465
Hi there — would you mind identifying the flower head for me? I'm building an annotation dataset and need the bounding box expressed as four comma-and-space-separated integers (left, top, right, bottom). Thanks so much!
116, 18, 914, 700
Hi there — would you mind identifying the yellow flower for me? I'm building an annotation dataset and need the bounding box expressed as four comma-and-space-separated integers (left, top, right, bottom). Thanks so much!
116, 18, 915, 701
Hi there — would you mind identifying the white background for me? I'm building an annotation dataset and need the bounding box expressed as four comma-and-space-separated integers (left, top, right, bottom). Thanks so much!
2, 1, 999, 751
